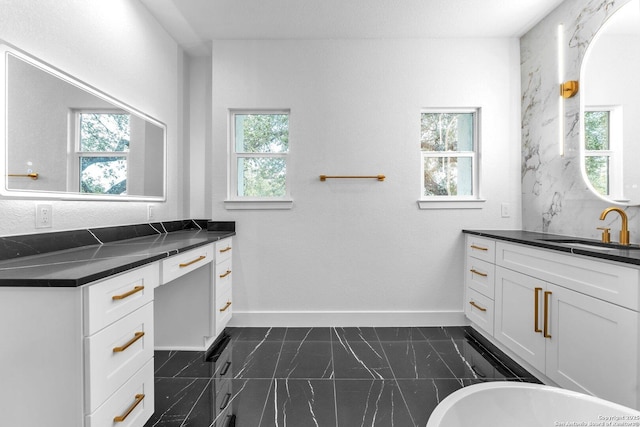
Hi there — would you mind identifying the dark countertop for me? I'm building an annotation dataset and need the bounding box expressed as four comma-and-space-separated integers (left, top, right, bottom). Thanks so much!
463, 229, 640, 266
0, 229, 235, 287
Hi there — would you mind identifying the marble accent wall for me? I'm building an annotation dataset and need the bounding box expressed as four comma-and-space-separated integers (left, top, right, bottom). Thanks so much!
521, 0, 638, 240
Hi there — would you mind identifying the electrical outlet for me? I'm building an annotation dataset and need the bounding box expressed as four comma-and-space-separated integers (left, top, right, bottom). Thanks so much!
501, 202, 510, 218
36, 204, 52, 228
147, 205, 155, 221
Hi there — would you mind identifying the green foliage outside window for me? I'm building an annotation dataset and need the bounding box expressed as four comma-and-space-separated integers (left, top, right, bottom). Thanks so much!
235, 113, 289, 197
584, 111, 610, 196
421, 112, 474, 196
79, 113, 130, 194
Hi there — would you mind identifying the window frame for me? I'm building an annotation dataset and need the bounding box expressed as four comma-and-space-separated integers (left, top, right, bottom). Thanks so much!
418, 108, 484, 209
226, 109, 293, 210
583, 105, 623, 201
69, 109, 130, 194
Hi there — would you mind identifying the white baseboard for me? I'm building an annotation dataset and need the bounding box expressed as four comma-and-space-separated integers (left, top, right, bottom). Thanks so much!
227, 310, 467, 328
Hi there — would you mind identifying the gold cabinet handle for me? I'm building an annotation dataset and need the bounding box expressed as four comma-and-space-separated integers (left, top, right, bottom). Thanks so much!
219, 246, 232, 253
543, 291, 552, 339
219, 269, 232, 279
469, 301, 487, 312
219, 301, 232, 312
470, 244, 488, 251
112, 286, 144, 301
113, 332, 145, 353
113, 393, 145, 422
179, 255, 206, 268
470, 268, 488, 277
534, 287, 543, 333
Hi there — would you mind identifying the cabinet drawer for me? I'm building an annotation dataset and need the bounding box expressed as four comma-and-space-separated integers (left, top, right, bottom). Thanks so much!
216, 289, 233, 336
84, 264, 157, 335
216, 259, 232, 289
85, 302, 154, 413
216, 258, 232, 295
161, 244, 213, 285
465, 257, 495, 299
465, 287, 494, 335
466, 235, 496, 263
496, 241, 640, 310
215, 238, 233, 264
85, 359, 154, 427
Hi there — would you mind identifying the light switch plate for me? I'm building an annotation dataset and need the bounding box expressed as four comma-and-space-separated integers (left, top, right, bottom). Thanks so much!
501, 202, 510, 218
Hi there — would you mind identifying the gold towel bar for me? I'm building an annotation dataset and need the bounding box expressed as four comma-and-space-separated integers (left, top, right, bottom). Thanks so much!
319, 175, 385, 181
8, 173, 38, 180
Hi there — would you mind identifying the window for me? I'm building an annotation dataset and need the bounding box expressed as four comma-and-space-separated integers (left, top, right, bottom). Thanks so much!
228, 110, 290, 205
73, 111, 130, 194
420, 109, 479, 202
584, 107, 622, 199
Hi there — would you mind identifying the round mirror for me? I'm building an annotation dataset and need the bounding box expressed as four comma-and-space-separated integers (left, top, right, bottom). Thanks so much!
580, 0, 640, 205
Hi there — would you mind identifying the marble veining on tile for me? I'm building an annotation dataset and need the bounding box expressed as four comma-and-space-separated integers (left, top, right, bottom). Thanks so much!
0, 220, 235, 287
521, 0, 636, 238
145, 326, 540, 427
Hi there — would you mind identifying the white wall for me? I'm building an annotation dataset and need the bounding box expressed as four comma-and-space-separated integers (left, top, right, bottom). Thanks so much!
209, 39, 522, 326
0, 0, 185, 235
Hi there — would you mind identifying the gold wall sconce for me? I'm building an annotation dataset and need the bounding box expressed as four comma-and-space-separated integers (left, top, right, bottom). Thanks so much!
560, 80, 579, 98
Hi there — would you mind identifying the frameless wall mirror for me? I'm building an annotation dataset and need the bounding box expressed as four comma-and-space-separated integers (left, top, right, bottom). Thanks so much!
0, 42, 166, 201
580, 0, 640, 205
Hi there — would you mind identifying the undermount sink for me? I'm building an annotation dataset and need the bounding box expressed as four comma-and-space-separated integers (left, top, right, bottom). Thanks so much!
538, 239, 640, 251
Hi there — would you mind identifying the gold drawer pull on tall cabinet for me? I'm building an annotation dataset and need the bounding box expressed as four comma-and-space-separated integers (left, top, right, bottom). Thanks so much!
113, 393, 145, 422
113, 332, 145, 353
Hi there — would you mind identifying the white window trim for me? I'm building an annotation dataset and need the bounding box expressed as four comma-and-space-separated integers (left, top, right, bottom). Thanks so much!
583, 105, 623, 201
418, 108, 482, 209
225, 109, 293, 210
69, 109, 130, 194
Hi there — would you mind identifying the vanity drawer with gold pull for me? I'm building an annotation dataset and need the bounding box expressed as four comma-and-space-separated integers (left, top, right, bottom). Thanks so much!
215, 238, 233, 264
465, 258, 496, 299
465, 287, 494, 335
85, 302, 154, 413
216, 258, 232, 293
466, 236, 496, 263
161, 243, 213, 285
216, 288, 233, 337
84, 264, 157, 335
85, 358, 154, 427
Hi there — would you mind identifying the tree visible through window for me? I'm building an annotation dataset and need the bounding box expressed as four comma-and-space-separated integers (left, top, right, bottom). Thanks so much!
77, 112, 130, 194
231, 111, 289, 198
584, 110, 611, 196
420, 110, 478, 198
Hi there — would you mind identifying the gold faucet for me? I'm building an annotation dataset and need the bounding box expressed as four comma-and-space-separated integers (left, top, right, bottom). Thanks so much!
599, 207, 629, 245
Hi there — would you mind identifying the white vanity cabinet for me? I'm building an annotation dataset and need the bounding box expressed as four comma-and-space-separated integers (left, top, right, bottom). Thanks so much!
155, 240, 233, 351
464, 234, 640, 410
0, 235, 235, 427
0, 264, 157, 427
215, 238, 233, 337
83, 264, 157, 426
464, 235, 496, 335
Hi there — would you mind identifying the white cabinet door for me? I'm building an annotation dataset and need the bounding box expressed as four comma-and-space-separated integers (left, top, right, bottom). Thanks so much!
494, 266, 546, 372
546, 283, 640, 409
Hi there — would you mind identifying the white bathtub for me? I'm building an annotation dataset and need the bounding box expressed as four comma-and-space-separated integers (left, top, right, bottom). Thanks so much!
426, 382, 640, 427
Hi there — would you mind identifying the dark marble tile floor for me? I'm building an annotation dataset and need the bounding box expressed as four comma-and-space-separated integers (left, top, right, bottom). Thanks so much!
144, 326, 541, 427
